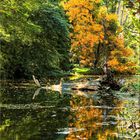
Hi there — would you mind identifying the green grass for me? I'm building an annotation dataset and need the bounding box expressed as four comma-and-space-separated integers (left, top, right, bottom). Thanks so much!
72, 67, 104, 75
73, 67, 90, 74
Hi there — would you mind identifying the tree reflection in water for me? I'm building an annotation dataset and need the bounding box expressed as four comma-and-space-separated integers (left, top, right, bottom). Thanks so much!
66, 89, 123, 140
0, 77, 139, 140
0, 84, 71, 140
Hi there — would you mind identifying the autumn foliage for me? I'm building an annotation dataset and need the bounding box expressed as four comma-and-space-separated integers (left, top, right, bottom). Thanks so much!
108, 36, 136, 73
63, 0, 136, 73
63, 0, 103, 67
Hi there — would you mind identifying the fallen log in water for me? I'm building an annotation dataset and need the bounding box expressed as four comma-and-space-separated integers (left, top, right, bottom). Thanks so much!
71, 82, 99, 91
70, 76, 124, 91
71, 85, 99, 91
32, 74, 123, 93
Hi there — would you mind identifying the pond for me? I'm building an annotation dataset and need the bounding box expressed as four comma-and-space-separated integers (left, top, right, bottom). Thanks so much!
0, 75, 139, 140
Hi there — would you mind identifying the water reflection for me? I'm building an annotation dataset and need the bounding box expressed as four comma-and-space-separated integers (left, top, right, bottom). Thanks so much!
0, 83, 70, 140
64, 89, 123, 140
0, 76, 139, 140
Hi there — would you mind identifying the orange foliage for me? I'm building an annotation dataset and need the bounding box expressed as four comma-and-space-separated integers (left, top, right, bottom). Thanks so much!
63, 0, 103, 67
63, 0, 136, 73
108, 58, 119, 66
108, 36, 136, 73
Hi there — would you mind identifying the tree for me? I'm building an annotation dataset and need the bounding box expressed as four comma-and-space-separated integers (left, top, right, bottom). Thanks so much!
63, 0, 103, 67
0, 0, 70, 79
104, 0, 140, 72
63, 0, 136, 73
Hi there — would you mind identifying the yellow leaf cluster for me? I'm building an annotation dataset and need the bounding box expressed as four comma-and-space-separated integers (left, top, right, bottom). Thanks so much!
117, 26, 123, 33
106, 14, 118, 21
98, 6, 108, 19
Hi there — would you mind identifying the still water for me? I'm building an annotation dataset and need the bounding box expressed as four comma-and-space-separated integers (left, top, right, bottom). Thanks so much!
0, 76, 139, 140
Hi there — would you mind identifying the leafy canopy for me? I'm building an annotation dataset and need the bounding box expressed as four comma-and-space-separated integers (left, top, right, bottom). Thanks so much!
0, 0, 70, 78
63, 0, 136, 73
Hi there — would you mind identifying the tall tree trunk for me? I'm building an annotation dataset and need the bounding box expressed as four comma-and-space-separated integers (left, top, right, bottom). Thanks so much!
116, 0, 122, 15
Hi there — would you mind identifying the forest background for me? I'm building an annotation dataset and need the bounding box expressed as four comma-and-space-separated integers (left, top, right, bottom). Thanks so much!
0, 0, 139, 79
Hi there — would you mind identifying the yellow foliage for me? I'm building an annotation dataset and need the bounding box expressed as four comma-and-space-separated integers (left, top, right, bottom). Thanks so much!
122, 48, 134, 57
99, 32, 104, 41
106, 14, 118, 21
63, 0, 104, 66
117, 26, 123, 33
98, 6, 107, 18
126, 62, 136, 67
91, 24, 103, 32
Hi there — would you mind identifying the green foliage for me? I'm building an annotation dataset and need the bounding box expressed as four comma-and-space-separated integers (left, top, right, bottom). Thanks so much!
0, 0, 70, 79
124, 81, 140, 93
120, 76, 140, 93
102, 0, 139, 67
124, 15, 140, 66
